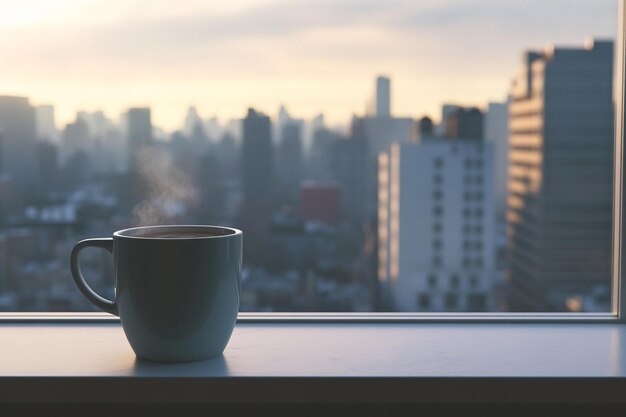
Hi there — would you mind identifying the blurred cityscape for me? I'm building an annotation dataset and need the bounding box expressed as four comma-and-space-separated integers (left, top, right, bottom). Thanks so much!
0, 38, 615, 313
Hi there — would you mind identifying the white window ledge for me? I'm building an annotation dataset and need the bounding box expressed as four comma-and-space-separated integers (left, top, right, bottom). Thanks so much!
1, 322, 626, 406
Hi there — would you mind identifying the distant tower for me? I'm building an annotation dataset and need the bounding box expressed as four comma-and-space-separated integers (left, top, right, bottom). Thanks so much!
62, 117, 90, 155
242, 108, 274, 207
507, 39, 614, 311
61, 117, 92, 188
333, 121, 368, 226
484, 101, 509, 221
127, 108, 152, 147
309, 127, 341, 182
124, 107, 153, 206
240, 108, 274, 266
376, 76, 391, 117
184, 106, 203, 137
418, 116, 434, 139
0, 96, 39, 195
34, 104, 57, 142
445, 107, 484, 139
126, 107, 153, 171
436, 104, 460, 137
276, 121, 303, 198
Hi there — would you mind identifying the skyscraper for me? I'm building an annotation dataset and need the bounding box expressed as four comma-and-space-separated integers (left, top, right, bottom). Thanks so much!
356, 77, 415, 224
34, 105, 57, 143
435, 104, 461, 137
378, 140, 496, 312
331, 133, 367, 225
37, 141, 59, 193
242, 108, 274, 207
126, 107, 153, 172
276, 120, 303, 199
184, 106, 203, 138
240, 108, 274, 266
0, 96, 39, 196
123, 107, 154, 207
61, 117, 91, 164
308, 127, 341, 182
75, 111, 121, 175
417, 116, 434, 140
61, 117, 92, 188
77, 110, 112, 139
507, 39, 614, 312
375, 76, 391, 118
484, 101, 510, 221
359, 114, 414, 161
445, 107, 484, 139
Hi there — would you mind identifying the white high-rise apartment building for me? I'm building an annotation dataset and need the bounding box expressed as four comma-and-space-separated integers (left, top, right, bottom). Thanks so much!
378, 139, 497, 312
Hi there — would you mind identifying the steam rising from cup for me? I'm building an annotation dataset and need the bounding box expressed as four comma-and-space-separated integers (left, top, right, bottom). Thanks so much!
131, 146, 199, 226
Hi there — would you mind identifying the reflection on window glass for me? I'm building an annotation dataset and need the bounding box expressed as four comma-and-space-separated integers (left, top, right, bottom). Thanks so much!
0, 0, 617, 313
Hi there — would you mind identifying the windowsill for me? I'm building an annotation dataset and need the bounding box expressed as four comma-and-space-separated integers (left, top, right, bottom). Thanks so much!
1, 322, 626, 404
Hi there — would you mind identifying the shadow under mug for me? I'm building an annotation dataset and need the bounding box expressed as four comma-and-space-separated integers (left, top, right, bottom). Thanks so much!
70, 225, 243, 362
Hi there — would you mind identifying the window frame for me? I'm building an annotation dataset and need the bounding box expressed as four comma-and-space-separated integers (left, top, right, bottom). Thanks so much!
0, 1, 625, 325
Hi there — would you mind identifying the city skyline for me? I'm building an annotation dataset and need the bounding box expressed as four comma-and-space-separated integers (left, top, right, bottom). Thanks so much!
0, 0, 615, 130
0, 27, 617, 313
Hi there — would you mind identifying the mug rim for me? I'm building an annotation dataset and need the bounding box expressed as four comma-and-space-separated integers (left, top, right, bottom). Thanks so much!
113, 225, 242, 240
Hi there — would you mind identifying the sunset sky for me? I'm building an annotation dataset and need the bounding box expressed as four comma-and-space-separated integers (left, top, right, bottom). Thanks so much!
0, 0, 616, 131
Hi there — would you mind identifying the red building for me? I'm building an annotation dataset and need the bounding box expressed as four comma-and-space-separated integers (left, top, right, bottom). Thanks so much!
299, 182, 340, 225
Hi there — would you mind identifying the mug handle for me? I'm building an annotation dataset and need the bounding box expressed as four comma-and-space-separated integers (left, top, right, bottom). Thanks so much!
70, 238, 119, 316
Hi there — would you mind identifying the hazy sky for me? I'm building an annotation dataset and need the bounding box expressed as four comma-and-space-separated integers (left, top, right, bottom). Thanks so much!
0, 0, 616, 131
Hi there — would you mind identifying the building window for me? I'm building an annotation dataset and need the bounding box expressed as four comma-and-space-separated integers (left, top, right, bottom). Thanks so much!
450, 274, 460, 288
427, 274, 437, 288
432, 190, 443, 200
432, 239, 442, 251
434, 158, 443, 168
474, 208, 483, 218
433, 174, 443, 185
468, 294, 487, 312
445, 293, 458, 309
432, 256, 443, 268
417, 293, 431, 309
433, 223, 443, 234
469, 275, 479, 288
433, 206, 443, 216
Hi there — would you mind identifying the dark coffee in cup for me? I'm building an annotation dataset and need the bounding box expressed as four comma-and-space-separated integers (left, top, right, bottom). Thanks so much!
132, 230, 229, 239
70, 225, 243, 362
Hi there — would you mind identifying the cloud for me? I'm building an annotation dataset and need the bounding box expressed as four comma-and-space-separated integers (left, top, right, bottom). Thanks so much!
0, 0, 616, 128
0, 0, 615, 70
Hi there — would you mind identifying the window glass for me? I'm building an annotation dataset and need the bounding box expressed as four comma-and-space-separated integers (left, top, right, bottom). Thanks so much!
0, 0, 616, 313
